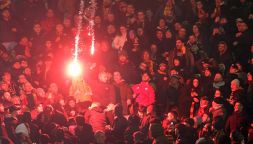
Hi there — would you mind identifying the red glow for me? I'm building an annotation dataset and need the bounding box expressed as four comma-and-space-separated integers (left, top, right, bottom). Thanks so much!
67, 60, 82, 77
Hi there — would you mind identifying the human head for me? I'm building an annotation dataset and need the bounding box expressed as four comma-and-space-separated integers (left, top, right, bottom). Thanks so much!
196, 0, 204, 9
106, 24, 116, 35
247, 72, 252, 82
165, 30, 173, 39
49, 83, 58, 93
178, 28, 187, 38
218, 41, 227, 54
230, 130, 244, 144
139, 62, 147, 71
67, 97, 76, 108
192, 24, 200, 34
214, 73, 223, 82
2, 72, 11, 82
36, 104, 43, 113
137, 11, 145, 21
126, 4, 135, 15
20, 59, 28, 68
137, 27, 144, 36
214, 89, 222, 98
23, 82, 33, 93
113, 71, 123, 84
12, 60, 21, 69
188, 35, 196, 44
33, 23, 41, 33
159, 63, 167, 71
174, 22, 182, 32
94, 131, 106, 144
98, 71, 108, 83
200, 96, 209, 108
150, 44, 157, 53
119, 25, 127, 35
2, 9, 10, 19
0, 103, 4, 113
114, 104, 123, 117
21, 112, 32, 123
173, 58, 181, 67
192, 78, 199, 88
18, 74, 27, 84
36, 88, 45, 98
3, 91, 11, 101
46, 9, 54, 18
106, 13, 115, 22
156, 30, 163, 40
55, 24, 64, 33
204, 68, 212, 77
118, 51, 128, 64
24, 67, 32, 76
166, 111, 178, 122
44, 105, 54, 115
63, 17, 72, 27
176, 39, 184, 50
158, 18, 166, 28
141, 72, 151, 82
75, 115, 85, 126
234, 102, 243, 112
133, 131, 145, 143
230, 79, 240, 92
142, 50, 151, 61
237, 21, 248, 32
0, 82, 9, 91
169, 69, 178, 76
94, 15, 102, 24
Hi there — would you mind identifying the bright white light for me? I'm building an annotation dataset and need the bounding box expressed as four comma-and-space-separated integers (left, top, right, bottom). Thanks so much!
67, 60, 82, 77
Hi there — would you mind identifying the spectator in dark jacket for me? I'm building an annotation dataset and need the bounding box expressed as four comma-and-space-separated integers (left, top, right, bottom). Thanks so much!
149, 122, 171, 144
225, 102, 248, 135
112, 71, 133, 115
124, 115, 140, 144
111, 104, 128, 142
0, 9, 18, 51
215, 41, 233, 72
232, 20, 252, 70
74, 115, 94, 144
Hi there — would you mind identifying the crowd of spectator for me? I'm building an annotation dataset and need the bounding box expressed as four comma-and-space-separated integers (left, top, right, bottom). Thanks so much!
0, 0, 253, 144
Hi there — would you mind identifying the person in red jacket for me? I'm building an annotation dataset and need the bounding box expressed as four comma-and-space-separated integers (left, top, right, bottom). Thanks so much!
132, 72, 155, 108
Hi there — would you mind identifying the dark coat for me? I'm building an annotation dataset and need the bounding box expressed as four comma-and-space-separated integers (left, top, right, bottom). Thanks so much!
51, 110, 68, 127
0, 18, 18, 42
113, 81, 133, 115
233, 29, 252, 68
74, 124, 94, 144
112, 116, 128, 141
229, 89, 246, 105
225, 111, 248, 134
30, 32, 46, 56
215, 50, 233, 71
154, 71, 169, 103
